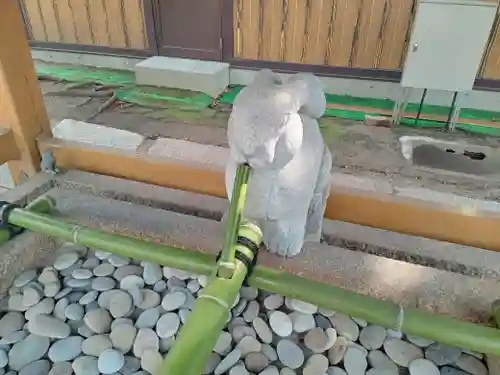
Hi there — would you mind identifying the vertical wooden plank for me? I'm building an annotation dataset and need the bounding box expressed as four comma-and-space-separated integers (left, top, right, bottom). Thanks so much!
303, 0, 335, 65
482, 19, 500, 79
0, 0, 51, 182
377, 0, 414, 69
283, 0, 307, 63
38, 0, 61, 42
238, 0, 261, 59
326, 0, 362, 67
22, 0, 47, 41
87, 0, 110, 46
56, 0, 77, 43
234, 0, 243, 57
261, 0, 285, 61
124, 0, 147, 49
105, 0, 128, 47
351, 0, 387, 68
71, 0, 94, 44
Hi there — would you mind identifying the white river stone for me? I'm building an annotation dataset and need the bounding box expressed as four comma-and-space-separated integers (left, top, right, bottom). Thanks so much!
269, 311, 292, 337
133, 328, 159, 358
277, 340, 304, 369
84, 308, 112, 334
156, 313, 180, 339
0, 312, 25, 336
98, 349, 125, 374
53, 253, 79, 271
82, 335, 113, 356
384, 338, 424, 367
27, 315, 70, 338
72, 356, 99, 375
110, 324, 137, 354
48, 336, 84, 362
9, 334, 50, 371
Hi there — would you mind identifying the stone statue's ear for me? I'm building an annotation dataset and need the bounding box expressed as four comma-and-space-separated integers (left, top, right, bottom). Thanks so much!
250, 69, 283, 87
286, 73, 326, 119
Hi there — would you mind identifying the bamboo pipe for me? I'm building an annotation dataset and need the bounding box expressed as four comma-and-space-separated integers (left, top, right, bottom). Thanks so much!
5, 207, 500, 356
0, 195, 55, 245
161, 222, 262, 375
218, 163, 250, 278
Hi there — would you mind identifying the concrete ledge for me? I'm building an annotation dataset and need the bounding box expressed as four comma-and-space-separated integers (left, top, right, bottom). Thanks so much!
322, 219, 500, 279
135, 57, 229, 98
51, 170, 500, 281
55, 170, 227, 221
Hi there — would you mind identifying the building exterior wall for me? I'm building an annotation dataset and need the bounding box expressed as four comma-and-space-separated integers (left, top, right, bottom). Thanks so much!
20, 0, 149, 50
17, 0, 500, 84
233, 0, 500, 81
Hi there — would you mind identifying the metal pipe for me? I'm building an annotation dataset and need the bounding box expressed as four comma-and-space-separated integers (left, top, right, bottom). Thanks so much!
415, 88, 427, 125
6, 207, 500, 356
445, 91, 458, 131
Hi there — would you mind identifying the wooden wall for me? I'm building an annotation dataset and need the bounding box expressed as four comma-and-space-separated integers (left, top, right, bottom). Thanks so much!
21, 0, 148, 50
233, 0, 500, 80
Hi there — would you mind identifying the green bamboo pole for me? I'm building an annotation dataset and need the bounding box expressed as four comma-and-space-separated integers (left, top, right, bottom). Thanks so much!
218, 164, 250, 278
7, 208, 215, 275
492, 299, 500, 327
161, 222, 262, 375
251, 268, 500, 355
5, 208, 500, 356
0, 195, 55, 245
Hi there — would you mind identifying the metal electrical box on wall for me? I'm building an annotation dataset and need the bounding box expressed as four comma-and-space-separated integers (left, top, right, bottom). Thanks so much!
401, 0, 498, 92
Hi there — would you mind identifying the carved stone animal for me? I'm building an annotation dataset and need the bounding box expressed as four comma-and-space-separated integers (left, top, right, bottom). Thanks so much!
225, 69, 332, 257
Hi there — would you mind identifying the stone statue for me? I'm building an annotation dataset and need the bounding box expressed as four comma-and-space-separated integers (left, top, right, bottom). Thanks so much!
225, 69, 332, 257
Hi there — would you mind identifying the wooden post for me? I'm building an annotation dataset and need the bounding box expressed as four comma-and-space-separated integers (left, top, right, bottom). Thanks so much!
0, 0, 51, 184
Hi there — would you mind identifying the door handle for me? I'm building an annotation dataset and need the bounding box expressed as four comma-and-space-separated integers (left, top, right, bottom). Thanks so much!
412, 42, 419, 52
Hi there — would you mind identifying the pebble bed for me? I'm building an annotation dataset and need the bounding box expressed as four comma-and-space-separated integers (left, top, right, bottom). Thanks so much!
0, 243, 490, 375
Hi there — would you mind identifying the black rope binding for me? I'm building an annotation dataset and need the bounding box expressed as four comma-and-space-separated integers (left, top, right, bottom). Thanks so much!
216, 235, 260, 286
0, 201, 24, 240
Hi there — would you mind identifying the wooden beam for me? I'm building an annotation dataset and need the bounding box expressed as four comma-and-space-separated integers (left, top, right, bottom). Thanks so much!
0, 128, 20, 164
39, 136, 500, 253
0, 0, 51, 184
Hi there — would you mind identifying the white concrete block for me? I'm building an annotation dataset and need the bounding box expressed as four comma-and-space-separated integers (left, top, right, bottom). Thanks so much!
135, 57, 229, 98
52, 119, 145, 151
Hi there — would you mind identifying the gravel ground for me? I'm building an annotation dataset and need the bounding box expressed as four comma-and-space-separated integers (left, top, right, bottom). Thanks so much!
0, 243, 489, 375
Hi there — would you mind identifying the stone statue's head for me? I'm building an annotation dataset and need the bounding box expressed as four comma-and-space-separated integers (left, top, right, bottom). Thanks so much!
228, 70, 325, 170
